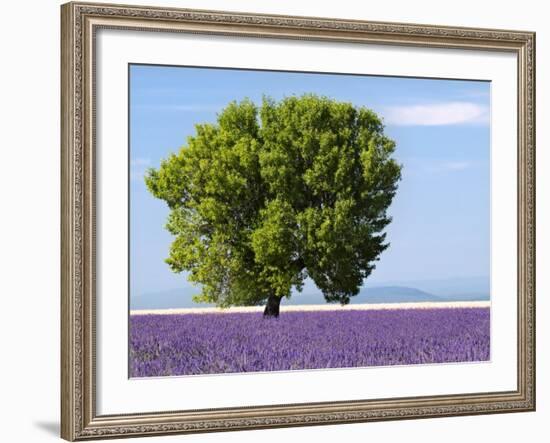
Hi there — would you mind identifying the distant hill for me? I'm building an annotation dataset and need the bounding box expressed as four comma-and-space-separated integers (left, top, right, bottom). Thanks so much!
130, 289, 214, 310
357, 286, 443, 303
284, 286, 441, 305
131, 284, 487, 310
374, 276, 490, 299
131, 275, 490, 309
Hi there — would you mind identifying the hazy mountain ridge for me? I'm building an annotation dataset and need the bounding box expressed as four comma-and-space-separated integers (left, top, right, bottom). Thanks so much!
131, 277, 490, 310
284, 286, 441, 305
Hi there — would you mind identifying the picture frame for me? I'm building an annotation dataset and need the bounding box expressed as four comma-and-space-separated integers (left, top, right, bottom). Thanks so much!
60, 1, 536, 440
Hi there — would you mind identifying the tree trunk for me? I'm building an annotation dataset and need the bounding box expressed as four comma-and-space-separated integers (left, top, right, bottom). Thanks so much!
263, 294, 281, 318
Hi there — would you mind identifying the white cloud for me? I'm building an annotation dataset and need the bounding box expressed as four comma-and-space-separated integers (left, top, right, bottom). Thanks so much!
401, 159, 475, 177
443, 161, 470, 171
383, 102, 489, 126
130, 158, 151, 182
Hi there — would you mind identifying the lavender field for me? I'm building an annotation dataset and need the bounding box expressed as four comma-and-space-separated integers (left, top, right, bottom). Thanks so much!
129, 307, 490, 377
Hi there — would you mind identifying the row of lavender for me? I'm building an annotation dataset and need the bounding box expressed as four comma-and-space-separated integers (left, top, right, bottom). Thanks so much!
130, 308, 490, 377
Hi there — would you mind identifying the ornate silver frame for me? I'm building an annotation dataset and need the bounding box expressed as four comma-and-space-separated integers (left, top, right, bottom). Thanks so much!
61, 1, 536, 440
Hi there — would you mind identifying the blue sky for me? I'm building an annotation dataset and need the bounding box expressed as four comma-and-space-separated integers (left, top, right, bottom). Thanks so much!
129, 64, 490, 298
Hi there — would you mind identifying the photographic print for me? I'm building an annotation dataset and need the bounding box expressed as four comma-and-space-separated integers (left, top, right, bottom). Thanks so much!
61, 5, 535, 439
128, 65, 491, 378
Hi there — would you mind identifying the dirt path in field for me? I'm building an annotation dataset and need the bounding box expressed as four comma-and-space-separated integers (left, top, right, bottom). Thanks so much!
130, 300, 490, 316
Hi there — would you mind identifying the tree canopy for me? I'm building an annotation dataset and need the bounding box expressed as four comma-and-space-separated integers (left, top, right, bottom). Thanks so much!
145, 94, 402, 316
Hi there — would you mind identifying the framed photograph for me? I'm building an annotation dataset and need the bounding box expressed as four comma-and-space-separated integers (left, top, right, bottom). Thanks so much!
61, 1, 536, 440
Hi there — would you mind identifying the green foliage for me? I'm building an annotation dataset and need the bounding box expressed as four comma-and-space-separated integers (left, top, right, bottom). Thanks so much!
145, 94, 402, 307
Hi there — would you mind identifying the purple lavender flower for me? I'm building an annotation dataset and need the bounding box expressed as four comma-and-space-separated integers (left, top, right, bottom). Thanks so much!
129, 308, 490, 377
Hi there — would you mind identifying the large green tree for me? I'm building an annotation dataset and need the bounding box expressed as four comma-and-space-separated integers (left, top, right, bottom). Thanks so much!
145, 94, 402, 317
